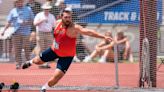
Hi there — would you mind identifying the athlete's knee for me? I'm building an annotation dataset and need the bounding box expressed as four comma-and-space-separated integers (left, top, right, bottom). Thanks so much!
53, 69, 65, 80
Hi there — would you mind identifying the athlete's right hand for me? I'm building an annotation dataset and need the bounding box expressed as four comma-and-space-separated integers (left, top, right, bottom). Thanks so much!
104, 36, 113, 41
1, 32, 4, 36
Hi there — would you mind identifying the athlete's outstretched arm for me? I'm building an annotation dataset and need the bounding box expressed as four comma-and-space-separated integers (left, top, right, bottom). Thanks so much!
75, 25, 112, 41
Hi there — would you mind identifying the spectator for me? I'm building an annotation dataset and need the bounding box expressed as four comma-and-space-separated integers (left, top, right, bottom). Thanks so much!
75, 34, 90, 61
0, 0, 34, 69
26, 0, 41, 33
26, 0, 41, 16
115, 31, 134, 62
83, 31, 114, 63
53, 0, 66, 19
73, 24, 89, 62
33, 2, 56, 68
26, 0, 41, 51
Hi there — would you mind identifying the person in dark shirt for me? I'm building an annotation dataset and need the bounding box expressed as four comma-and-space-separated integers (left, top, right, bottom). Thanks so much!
26, 0, 41, 16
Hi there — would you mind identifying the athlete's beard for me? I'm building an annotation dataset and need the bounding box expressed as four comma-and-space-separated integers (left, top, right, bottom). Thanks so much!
63, 20, 72, 28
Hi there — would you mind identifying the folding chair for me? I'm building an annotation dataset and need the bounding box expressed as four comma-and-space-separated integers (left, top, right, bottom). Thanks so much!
157, 56, 164, 70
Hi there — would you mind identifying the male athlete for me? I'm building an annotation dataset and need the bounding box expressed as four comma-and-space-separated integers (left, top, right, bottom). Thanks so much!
22, 8, 112, 92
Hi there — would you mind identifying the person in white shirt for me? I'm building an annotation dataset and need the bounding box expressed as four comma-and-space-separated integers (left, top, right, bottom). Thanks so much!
33, 2, 56, 68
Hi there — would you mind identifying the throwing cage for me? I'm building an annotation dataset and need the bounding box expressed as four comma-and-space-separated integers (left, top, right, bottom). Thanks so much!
139, 0, 158, 88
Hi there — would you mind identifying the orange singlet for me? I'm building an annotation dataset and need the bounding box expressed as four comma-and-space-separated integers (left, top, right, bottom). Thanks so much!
51, 21, 76, 57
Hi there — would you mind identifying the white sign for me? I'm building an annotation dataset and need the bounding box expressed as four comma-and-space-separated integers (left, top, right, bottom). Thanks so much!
104, 11, 160, 21
104, 12, 138, 21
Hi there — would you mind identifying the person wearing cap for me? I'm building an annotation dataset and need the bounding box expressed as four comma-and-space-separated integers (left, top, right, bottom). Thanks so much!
33, 2, 56, 69
22, 8, 112, 92
1, 0, 34, 69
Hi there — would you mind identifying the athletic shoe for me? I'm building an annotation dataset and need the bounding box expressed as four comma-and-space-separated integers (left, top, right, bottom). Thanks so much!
0, 82, 5, 90
22, 61, 31, 69
40, 89, 46, 92
73, 56, 81, 62
83, 56, 91, 63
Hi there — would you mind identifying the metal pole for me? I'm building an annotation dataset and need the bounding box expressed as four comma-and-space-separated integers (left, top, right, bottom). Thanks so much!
113, 26, 119, 88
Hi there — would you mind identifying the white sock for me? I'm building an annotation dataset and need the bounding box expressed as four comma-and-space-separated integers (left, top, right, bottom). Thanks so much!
129, 54, 134, 63
29, 59, 33, 64
41, 83, 51, 90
